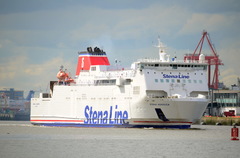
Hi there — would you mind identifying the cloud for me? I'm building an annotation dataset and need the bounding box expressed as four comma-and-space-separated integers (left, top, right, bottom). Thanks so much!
0, 0, 240, 92
70, 24, 110, 41
217, 39, 240, 87
0, 53, 75, 92
178, 12, 240, 36
68, 4, 190, 42
0, 55, 26, 80
220, 68, 239, 87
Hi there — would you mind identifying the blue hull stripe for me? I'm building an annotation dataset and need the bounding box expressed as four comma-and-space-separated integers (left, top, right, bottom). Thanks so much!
32, 123, 191, 129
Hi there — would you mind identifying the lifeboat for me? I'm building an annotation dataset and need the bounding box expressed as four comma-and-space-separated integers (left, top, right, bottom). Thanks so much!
56, 70, 67, 81
56, 68, 74, 83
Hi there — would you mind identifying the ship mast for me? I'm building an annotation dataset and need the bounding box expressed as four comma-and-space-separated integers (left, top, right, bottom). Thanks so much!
154, 36, 169, 62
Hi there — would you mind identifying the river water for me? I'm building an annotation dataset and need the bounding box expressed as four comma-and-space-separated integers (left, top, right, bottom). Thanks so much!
0, 121, 239, 158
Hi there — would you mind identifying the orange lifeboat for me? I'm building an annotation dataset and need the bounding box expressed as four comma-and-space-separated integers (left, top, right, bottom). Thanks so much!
56, 67, 74, 83
56, 70, 67, 81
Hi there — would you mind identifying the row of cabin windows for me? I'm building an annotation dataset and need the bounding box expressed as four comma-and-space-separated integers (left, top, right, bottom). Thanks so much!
94, 79, 132, 86
154, 79, 203, 84
143, 64, 207, 70
148, 72, 204, 75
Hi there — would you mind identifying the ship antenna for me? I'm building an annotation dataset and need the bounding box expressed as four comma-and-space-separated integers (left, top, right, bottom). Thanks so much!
60, 65, 64, 70
154, 36, 167, 54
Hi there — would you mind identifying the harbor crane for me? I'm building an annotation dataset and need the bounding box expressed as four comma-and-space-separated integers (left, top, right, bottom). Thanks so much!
184, 30, 224, 89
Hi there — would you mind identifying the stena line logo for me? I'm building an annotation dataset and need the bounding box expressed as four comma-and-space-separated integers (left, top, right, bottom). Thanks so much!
84, 105, 128, 124
163, 74, 190, 79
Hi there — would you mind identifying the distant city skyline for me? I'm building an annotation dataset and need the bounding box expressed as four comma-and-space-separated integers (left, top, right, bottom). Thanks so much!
0, 0, 240, 94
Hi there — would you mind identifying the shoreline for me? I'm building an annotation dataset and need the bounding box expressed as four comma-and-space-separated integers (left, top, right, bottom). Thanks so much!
201, 116, 240, 125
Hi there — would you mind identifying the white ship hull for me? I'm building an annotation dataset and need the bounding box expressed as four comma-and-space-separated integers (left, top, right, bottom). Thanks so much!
31, 85, 208, 128
31, 40, 210, 129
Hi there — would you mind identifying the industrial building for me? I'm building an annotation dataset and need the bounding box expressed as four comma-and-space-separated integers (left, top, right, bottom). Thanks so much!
207, 83, 240, 116
0, 88, 24, 100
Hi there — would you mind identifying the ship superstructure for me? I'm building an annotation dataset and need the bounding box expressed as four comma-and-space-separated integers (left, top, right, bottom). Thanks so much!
31, 39, 209, 128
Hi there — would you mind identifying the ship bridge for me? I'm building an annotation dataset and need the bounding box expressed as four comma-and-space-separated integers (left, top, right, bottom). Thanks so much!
137, 59, 209, 99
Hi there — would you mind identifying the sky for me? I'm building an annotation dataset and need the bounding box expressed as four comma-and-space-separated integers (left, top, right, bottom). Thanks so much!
0, 0, 240, 96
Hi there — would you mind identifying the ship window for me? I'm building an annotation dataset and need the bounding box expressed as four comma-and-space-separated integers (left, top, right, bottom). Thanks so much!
42, 93, 51, 98
177, 79, 180, 83
194, 80, 197, 83
125, 79, 132, 85
155, 79, 158, 83
160, 79, 164, 83
166, 79, 169, 83
171, 79, 175, 83
172, 65, 177, 69
94, 79, 116, 86
91, 66, 96, 71
155, 64, 159, 67
188, 80, 191, 83
199, 80, 202, 84
183, 80, 186, 83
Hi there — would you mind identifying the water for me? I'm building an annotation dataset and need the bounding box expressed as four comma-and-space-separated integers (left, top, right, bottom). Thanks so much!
0, 121, 239, 158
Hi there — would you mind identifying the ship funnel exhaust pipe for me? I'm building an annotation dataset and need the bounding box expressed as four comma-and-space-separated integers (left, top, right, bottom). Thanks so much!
76, 47, 110, 75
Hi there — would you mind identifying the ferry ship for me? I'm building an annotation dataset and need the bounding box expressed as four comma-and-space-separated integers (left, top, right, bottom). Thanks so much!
31, 38, 209, 128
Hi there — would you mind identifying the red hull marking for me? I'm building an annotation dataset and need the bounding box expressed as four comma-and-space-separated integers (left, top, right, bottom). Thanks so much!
31, 120, 84, 123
